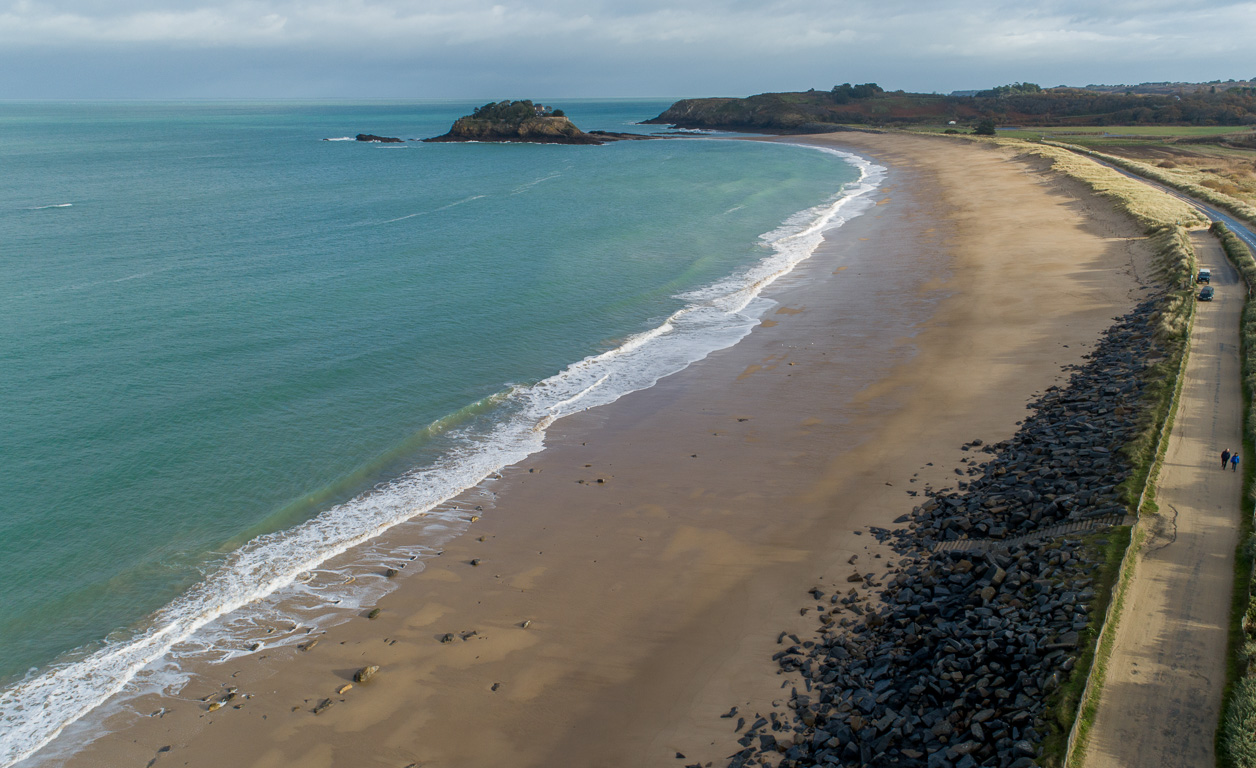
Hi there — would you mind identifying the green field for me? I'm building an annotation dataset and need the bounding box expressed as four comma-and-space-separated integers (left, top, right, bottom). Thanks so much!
903, 124, 1255, 142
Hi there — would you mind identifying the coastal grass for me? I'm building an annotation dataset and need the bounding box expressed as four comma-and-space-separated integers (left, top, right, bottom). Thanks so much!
1039, 141, 1256, 230
1037, 526, 1131, 766
1062, 524, 1147, 767
1034, 130, 1256, 212
1214, 220, 1256, 768
1043, 126, 1253, 138
1012, 142, 1210, 239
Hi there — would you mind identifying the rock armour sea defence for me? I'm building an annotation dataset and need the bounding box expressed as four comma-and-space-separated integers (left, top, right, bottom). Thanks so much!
722, 298, 1163, 768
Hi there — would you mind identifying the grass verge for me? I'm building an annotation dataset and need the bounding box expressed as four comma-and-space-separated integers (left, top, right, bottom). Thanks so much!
1213, 220, 1256, 768
1060, 524, 1142, 767
1037, 526, 1132, 764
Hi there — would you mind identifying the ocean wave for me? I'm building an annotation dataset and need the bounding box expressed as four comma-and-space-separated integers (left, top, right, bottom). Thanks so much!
0, 145, 885, 768
511, 171, 562, 195
25, 203, 72, 210
378, 195, 487, 225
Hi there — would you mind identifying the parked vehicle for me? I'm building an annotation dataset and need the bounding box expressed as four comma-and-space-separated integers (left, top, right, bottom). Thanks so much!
1199, 285, 1215, 301
1198, 268, 1211, 283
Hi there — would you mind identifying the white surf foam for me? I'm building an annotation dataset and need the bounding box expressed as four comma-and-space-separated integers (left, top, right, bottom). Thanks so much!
26, 203, 72, 210
511, 171, 562, 195
0, 144, 885, 768
379, 195, 487, 225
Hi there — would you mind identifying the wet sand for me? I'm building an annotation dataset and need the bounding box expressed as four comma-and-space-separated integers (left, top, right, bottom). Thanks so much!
49, 133, 1156, 768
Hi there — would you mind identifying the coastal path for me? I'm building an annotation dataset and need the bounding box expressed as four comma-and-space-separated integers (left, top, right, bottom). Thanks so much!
1081, 231, 1244, 767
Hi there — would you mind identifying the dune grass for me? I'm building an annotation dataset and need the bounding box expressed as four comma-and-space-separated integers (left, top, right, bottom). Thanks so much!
1013, 142, 1210, 235
1041, 141, 1256, 230
1037, 526, 1131, 766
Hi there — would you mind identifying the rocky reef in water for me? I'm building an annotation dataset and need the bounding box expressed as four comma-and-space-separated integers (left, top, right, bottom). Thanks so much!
424, 100, 652, 145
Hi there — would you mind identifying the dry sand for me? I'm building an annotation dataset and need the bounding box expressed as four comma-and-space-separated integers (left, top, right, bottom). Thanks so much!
50, 133, 1158, 768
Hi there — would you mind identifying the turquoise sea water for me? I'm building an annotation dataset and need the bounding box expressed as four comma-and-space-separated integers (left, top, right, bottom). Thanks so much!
0, 100, 874, 765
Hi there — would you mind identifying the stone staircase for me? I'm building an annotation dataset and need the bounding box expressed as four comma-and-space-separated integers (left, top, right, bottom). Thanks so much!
931, 513, 1133, 554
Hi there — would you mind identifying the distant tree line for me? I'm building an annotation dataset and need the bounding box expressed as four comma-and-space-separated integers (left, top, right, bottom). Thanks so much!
830, 83, 884, 103
650, 83, 1256, 133
970, 88, 1256, 125
976, 82, 1043, 97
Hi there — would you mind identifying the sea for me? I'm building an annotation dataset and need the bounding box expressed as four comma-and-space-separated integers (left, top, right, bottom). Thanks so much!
0, 99, 882, 766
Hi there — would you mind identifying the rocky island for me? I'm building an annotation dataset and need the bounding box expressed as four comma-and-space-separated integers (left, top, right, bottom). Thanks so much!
424, 100, 651, 145
355, 133, 403, 143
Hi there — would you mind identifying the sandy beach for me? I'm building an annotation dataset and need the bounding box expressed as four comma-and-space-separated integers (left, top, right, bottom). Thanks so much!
47, 133, 1157, 768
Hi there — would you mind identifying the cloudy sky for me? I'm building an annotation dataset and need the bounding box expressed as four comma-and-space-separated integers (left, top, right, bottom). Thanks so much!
2, 0, 1254, 99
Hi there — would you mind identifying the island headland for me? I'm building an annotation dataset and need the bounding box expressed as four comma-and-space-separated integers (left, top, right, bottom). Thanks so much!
424, 99, 653, 144
644, 81, 1256, 132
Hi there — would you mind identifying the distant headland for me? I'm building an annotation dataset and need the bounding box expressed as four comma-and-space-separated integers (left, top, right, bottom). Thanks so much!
644, 81, 1256, 132
424, 100, 653, 145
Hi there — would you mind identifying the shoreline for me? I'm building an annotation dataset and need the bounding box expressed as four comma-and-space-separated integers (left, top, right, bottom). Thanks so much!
37, 132, 1157, 768
0, 139, 877, 768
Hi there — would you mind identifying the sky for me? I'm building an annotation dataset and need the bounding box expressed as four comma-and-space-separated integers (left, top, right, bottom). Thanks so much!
2, 0, 1254, 99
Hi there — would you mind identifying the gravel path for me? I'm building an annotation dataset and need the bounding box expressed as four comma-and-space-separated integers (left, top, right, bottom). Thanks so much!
1082, 232, 1245, 767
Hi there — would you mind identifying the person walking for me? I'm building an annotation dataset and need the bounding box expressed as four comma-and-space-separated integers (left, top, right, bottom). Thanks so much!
1232, 453, 1241, 472
1223, 448, 1232, 469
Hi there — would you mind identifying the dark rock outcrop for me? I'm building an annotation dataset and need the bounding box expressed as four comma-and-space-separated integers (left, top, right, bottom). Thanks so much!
425, 114, 606, 145
356, 134, 403, 143
643, 96, 864, 133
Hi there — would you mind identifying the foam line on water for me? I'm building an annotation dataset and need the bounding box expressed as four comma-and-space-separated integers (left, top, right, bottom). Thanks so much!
378, 195, 487, 225
0, 145, 885, 768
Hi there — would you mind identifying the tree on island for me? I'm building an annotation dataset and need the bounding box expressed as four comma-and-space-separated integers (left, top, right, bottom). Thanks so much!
973, 118, 997, 135
470, 100, 558, 123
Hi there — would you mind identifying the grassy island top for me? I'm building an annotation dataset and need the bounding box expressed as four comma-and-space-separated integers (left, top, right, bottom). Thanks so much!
468, 99, 565, 122
425, 99, 653, 144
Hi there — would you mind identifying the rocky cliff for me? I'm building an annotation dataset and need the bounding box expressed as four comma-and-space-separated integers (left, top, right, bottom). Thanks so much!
644, 95, 851, 133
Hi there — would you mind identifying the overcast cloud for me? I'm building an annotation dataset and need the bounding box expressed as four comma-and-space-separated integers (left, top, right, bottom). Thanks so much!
1, 0, 1253, 98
